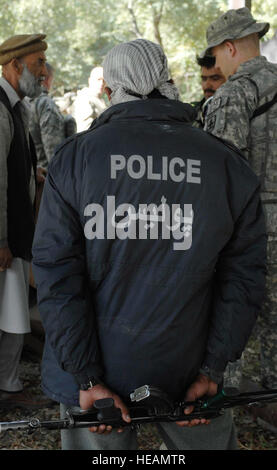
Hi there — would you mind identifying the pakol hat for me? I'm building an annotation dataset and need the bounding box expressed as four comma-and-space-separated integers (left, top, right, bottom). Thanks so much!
0, 34, 47, 66
200, 7, 269, 58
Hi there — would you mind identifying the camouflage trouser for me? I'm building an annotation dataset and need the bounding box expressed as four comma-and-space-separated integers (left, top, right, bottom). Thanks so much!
224, 201, 277, 389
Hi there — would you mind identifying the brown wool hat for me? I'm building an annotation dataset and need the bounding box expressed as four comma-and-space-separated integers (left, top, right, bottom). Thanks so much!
0, 34, 47, 66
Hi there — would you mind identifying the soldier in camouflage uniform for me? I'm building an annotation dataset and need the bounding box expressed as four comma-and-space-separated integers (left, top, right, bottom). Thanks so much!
201, 7, 277, 426
29, 63, 76, 170
28, 63, 76, 224
191, 55, 225, 128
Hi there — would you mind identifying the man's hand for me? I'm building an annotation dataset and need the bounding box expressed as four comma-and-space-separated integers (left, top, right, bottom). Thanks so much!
0, 246, 13, 271
176, 373, 218, 428
79, 384, 131, 434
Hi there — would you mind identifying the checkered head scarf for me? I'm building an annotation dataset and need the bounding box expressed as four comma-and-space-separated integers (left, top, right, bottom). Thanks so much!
103, 39, 179, 105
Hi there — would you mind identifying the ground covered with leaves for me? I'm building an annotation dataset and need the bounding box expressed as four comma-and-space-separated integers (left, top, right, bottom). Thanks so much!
0, 337, 276, 451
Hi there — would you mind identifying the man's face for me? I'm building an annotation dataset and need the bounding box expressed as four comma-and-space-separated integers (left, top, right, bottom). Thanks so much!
18, 51, 47, 98
201, 65, 225, 100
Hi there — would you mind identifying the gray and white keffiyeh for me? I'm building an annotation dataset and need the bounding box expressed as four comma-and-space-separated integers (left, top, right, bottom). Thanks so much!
103, 39, 179, 105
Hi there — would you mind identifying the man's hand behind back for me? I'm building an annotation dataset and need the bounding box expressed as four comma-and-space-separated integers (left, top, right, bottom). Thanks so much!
176, 374, 218, 428
79, 384, 131, 434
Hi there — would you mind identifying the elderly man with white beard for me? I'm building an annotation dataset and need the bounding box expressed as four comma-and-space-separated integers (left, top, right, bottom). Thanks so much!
0, 34, 51, 409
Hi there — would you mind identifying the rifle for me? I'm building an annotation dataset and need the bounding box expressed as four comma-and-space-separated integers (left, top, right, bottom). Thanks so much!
1, 384, 277, 434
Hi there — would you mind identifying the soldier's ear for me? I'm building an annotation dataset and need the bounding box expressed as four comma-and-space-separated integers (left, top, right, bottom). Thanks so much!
224, 41, 236, 57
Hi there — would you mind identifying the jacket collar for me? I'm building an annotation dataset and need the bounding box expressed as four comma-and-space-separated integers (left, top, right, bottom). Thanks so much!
90, 99, 195, 132
234, 55, 268, 77
0, 76, 21, 108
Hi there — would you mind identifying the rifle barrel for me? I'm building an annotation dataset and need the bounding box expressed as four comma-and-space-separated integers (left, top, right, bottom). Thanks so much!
0, 417, 71, 432
1, 388, 277, 433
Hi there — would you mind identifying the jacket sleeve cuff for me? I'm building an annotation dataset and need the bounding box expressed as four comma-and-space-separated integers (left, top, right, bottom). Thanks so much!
201, 352, 228, 371
74, 364, 105, 387
200, 353, 227, 384
199, 366, 224, 384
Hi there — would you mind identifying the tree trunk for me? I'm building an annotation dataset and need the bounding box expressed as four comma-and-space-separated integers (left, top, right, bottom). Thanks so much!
151, 0, 165, 48
127, 0, 143, 38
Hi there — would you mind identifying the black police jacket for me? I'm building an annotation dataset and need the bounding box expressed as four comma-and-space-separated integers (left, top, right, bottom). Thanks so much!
32, 99, 267, 406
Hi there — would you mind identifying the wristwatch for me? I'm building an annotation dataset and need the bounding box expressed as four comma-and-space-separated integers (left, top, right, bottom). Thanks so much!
80, 377, 101, 391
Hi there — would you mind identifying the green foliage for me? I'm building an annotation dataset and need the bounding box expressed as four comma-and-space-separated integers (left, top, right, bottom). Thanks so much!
0, 0, 276, 102
253, 0, 277, 39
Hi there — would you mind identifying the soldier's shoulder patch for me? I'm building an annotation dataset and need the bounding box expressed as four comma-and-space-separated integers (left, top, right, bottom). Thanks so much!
205, 114, 216, 132
204, 94, 230, 134
208, 95, 229, 114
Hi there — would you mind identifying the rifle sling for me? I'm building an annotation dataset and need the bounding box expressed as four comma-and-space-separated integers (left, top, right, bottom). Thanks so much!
251, 91, 277, 120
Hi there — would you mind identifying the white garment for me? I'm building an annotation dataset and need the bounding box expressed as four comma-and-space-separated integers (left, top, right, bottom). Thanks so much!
0, 258, 31, 334
72, 88, 106, 132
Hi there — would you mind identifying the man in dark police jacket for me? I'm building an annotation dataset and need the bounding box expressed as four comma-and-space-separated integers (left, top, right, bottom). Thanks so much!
32, 39, 267, 450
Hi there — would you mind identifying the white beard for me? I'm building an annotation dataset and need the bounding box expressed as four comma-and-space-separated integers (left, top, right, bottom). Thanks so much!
18, 64, 43, 98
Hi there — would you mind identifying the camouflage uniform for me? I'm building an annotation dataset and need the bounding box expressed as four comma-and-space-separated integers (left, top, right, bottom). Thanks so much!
191, 98, 205, 128
203, 9, 277, 389
191, 97, 213, 129
29, 89, 76, 169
